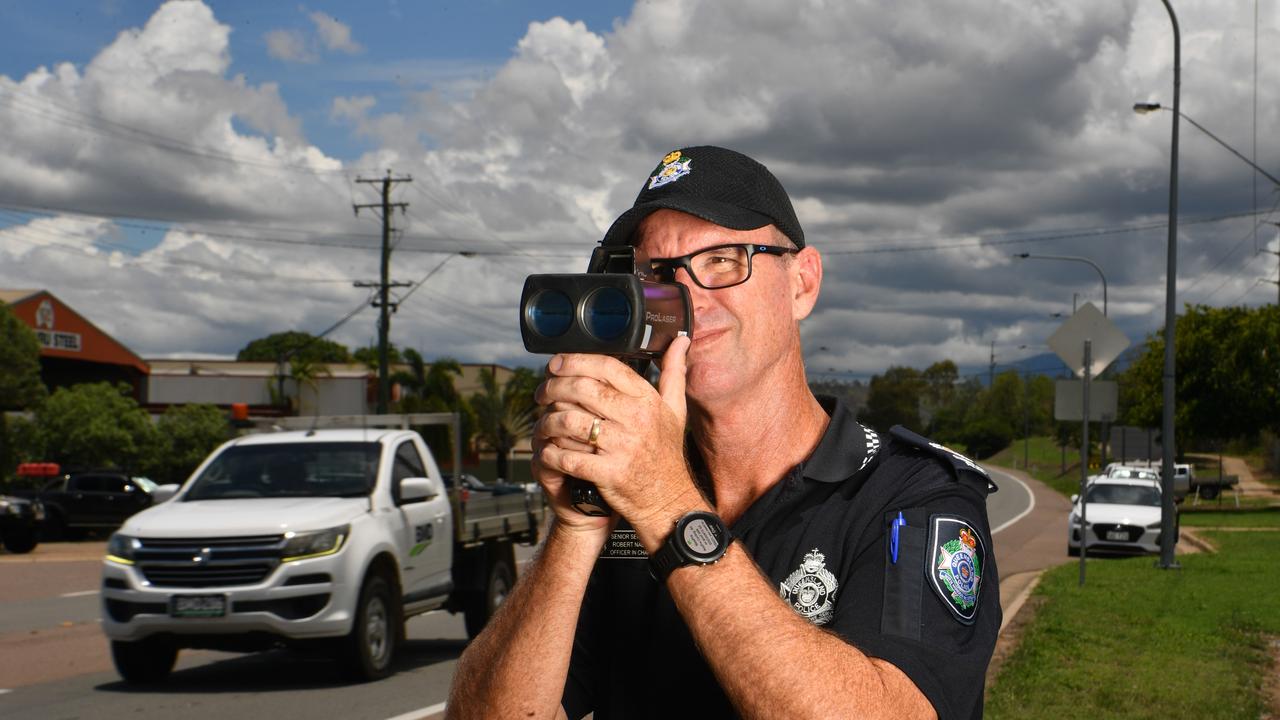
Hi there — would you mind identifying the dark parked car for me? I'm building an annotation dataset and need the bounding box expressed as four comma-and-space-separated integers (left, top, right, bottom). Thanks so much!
444, 473, 528, 496
12, 466, 159, 540
0, 494, 44, 553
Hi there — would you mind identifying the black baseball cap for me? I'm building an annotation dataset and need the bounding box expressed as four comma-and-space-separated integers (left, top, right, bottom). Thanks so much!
601, 145, 805, 249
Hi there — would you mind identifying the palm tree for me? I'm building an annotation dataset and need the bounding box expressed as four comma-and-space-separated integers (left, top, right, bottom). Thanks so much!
395, 352, 475, 471
470, 367, 538, 482
288, 356, 330, 414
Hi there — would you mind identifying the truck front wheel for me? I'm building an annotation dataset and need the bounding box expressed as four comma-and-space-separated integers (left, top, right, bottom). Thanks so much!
2, 526, 38, 554
111, 638, 178, 683
338, 572, 399, 681
464, 553, 514, 639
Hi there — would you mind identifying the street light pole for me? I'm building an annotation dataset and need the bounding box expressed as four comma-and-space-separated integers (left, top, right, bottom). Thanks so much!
1015, 253, 1108, 316
1156, 0, 1181, 571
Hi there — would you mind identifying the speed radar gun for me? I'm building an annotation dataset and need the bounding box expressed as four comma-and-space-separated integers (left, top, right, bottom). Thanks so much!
520, 245, 692, 516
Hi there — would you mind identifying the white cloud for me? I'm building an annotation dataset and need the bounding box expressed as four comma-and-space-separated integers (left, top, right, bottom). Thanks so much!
265, 29, 317, 63
309, 11, 362, 55
5, 0, 1280, 376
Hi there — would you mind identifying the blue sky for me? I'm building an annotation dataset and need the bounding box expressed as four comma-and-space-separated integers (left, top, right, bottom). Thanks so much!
0, 1, 1276, 374
3, 1, 633, 160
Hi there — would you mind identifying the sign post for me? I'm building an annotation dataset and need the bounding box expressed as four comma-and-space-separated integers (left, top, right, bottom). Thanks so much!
1079, 341, 1091, 586
1046, 303, 1131, 587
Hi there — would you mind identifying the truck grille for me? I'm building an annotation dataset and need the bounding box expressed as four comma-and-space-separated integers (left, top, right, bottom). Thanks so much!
135, 535, 286, 588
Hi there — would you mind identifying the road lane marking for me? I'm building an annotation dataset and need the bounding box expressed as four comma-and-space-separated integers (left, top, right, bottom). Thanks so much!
60, 590, 99, 598
0, 689, 11, 695
385, 701, 446, 720
985, 467, 1035, 535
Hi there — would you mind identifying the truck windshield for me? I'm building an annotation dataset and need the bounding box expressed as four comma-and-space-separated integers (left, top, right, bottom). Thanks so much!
185, 443, 381, 500
1085, 484, 1161, 506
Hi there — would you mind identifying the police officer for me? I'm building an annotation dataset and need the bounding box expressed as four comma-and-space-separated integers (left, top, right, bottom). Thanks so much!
447, 146, 1000, 719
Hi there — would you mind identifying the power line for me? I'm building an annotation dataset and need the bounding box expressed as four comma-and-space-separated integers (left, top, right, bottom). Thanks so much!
0, 211, 360, 284
0, 201, 582, 257
1224, 278, 1265, 306
820, 210, 1266, 256
1198, 248, 1273, 304
0, 86, 377, 178
1181, 194, 1280, 301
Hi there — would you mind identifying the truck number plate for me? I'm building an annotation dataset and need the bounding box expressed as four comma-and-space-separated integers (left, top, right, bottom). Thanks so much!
1105, 530, 1128, 541
169, 594, 227, 618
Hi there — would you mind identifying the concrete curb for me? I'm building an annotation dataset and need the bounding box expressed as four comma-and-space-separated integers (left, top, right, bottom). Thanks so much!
999, 570, 1044, 635
1179, 527, 1216, 553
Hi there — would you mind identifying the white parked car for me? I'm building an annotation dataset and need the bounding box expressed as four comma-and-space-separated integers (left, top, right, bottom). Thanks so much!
1067, 478, 1176, 556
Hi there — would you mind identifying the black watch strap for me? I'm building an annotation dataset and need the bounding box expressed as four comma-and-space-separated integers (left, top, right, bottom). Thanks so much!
650, 511, 731, 582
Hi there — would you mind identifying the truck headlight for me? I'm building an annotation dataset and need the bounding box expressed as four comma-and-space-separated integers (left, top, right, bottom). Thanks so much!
106, 534, 142, 565
0, 500, 18, 516
281, 525, 349, 562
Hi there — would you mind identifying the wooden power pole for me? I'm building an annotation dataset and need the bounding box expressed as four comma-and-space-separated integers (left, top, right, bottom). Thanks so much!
354, 170, 412, 414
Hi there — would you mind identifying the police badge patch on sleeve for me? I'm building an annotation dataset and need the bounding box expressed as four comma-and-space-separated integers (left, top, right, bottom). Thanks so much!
926, 515, 985, 625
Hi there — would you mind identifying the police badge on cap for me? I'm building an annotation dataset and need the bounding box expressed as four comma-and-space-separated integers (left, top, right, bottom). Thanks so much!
926, 515, 985, 625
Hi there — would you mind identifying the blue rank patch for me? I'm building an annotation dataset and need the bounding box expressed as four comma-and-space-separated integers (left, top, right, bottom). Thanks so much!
926, 514, 985, 625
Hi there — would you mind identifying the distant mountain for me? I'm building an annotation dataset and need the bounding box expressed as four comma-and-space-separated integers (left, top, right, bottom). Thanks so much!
961, 345, 1146, 386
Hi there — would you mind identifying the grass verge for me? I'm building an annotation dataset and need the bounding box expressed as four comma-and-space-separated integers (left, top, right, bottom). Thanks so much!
986, 436, 1088, 498
985, 531, 1280, 719
1179, 507, 1280, 528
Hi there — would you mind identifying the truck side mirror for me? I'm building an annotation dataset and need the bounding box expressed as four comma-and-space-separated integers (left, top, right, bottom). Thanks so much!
399, 477, 439, 504
153, 484, 181, 503
1070, 494, 1079, 504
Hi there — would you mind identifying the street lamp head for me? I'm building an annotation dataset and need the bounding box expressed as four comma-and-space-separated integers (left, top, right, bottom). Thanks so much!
1133, 102, 1163, 114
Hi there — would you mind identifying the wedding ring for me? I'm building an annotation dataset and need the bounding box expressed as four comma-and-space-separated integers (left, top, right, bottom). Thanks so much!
588, 417, 603, 447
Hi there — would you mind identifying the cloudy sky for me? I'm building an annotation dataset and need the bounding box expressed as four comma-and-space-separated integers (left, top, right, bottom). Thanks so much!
1, 0, 1277, 379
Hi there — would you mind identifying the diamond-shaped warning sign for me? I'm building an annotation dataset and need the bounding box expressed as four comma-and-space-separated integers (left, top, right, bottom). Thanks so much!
1047, 302, 1129, 378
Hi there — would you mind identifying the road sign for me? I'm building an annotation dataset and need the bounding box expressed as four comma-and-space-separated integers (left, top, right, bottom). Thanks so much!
1046, 302, 1129, 378
1053, 380, 1118, 421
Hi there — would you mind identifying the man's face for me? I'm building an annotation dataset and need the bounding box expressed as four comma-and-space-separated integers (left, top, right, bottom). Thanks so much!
634, 209, 806, 406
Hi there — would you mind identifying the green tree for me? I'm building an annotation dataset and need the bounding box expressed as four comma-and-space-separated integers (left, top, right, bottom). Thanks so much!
1120, 304, 1280, 450
955, 370, 1021, 458
930, 377, 983, 445
1026, 374, 1056, 436
858, 366, 925, 432
147, 404, 233, 484
354, 343, 403, 369
920, 360, 959, 433
0, 301, 47, 481
34, 382, 157, 471
237, 331, 352, 364
470, 367, 539, 482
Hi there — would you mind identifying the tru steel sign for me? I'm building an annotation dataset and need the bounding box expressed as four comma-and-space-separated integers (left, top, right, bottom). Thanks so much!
33, 299, 83, 352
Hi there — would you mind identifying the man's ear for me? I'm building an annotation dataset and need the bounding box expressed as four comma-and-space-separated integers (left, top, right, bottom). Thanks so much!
791, 246, 822, 320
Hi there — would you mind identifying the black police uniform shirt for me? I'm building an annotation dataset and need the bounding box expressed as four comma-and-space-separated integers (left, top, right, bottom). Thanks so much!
560, 396, 1001, 720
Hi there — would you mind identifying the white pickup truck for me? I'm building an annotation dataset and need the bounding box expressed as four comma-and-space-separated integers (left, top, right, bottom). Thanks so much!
100, 425, 543, 683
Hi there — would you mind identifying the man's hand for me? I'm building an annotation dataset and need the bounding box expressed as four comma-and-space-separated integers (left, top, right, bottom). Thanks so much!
533, 337, 703, 548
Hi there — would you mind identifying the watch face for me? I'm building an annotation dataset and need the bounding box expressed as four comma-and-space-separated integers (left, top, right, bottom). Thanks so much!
680, 515, 726, 560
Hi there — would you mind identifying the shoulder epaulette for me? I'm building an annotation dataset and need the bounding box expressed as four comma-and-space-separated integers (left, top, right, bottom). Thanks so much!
888, 425, 998, 494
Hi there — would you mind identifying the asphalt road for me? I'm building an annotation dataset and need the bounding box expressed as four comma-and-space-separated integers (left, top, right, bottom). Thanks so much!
0, 479, 1035, 720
